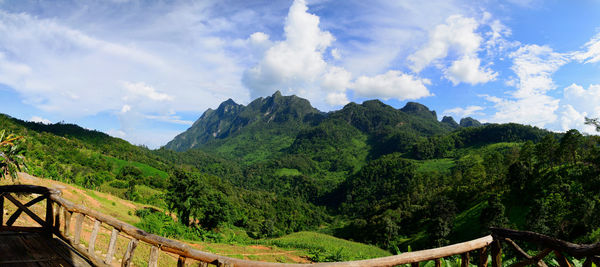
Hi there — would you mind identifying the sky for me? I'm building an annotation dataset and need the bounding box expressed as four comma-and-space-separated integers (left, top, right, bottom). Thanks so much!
1, 0, 600, 148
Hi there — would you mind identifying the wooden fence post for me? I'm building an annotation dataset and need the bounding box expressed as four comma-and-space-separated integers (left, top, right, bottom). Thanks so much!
178, 256, 187, 267
88, 219, 101, 255
461, 252, 470, 267
491, 240, 502, 267
45, 196, 53, 237
73, 213, 84, 245
105, 228, 119, 264
479, 246, 489, 267
0, 193, 4, 229
122, 238, 139, 267
148, 245, 160, 267
63, 209, 71, 237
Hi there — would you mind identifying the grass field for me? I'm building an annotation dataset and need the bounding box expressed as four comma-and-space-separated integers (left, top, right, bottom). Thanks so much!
258, 231, 392, 261
103, 155, 169, 179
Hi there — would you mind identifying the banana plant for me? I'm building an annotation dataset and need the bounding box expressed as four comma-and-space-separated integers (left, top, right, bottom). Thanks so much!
0, 130, 26, 180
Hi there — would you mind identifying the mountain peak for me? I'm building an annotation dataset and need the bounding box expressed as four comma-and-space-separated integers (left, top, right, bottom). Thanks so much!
441, 116, 459, 128
272, 90, 283, 98
459, 117, 482, 127
400, 102, 437, 120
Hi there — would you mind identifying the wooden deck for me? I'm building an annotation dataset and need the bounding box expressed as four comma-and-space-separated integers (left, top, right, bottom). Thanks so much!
0, 231, 93, 267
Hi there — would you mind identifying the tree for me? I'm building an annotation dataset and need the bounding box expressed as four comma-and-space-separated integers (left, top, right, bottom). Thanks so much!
585, 117, 600, 132
166, 169, 195, 226
480, 194, 508, 231
0, 130, 26, 180
559, 129, 583, 164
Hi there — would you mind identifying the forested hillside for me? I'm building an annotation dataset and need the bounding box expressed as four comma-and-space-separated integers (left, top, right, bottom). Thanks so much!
2, 92, 600, 259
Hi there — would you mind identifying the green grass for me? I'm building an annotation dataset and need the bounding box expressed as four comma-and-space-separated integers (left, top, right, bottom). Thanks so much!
103, 155, 168, 179
450, 201, 487, 243
258, 231, 391, 261
454, 142, 521, 157
275, 168, 302, 176
416, 158, 455, 174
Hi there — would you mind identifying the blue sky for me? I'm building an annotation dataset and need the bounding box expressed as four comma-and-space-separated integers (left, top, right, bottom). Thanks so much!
1, 0, 600, 148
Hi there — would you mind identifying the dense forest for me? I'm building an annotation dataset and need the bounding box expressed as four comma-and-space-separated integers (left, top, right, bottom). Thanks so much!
2, 91, 600, 257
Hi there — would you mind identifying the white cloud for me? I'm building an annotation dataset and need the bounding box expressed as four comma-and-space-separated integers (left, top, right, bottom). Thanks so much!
0, 7, 246, 147
409, 15, 482, 73
249, 32, 270, 44
407, 14, 499, 85
353, 70, 432, 100
122, 82, 173, 102
572, 33, 600, 64
484, 93, 559, 127
484, 44, 569, 128
443, 105, 484, 117
243, 0, 336, 106
509, 45, 569, 97
331, 48, 341, 60
445, 56, 497, 85
144, 115, 194, 125
121, 105, 131, 113
558, 83, 600, 133
243, 0, 440, 109
29, 116, 51, 124
321, 66, 351, 105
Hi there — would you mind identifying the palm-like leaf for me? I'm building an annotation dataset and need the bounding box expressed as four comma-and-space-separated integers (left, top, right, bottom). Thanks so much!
0, 130, 26, 181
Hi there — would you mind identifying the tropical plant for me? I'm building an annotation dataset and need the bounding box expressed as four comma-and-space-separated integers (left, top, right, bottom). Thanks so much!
0, 130, 26, 180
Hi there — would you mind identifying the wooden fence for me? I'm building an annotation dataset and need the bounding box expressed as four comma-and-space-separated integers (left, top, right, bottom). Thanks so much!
1, 185, 599, 267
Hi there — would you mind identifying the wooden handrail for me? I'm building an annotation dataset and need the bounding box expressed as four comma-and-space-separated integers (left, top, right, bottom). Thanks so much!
0, 184, 495, 266
491, 227, 600, 258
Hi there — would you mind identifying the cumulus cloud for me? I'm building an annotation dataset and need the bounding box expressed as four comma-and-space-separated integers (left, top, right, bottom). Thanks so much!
321, 66, 352, 105
485, 93, 559, 127
243, 0, 339, 107
443, 105, 484, 117
558, 83, 600, 133
409, 15, 481, 72
445, 56, 497, 85
407, 14, 498, 85
353, 71, 432, 100
484, 45, 569, 128
243, 0, 436, 108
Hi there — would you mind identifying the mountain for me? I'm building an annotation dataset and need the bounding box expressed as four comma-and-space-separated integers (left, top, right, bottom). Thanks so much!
459, 117, 482, 127
441, 116, 459, 129
165, 91, 322, 152
6, 92, 597, 256
165, 93, 454, 161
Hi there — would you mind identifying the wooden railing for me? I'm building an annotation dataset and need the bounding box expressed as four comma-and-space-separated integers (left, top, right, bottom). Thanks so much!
2, 184, 599, 267
491, 227, 600, 267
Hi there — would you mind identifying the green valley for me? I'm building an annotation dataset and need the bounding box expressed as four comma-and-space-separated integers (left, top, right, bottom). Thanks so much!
2, 91, 600, 262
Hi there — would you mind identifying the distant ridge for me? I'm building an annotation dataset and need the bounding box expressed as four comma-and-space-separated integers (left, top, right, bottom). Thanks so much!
164, 92, 460, 153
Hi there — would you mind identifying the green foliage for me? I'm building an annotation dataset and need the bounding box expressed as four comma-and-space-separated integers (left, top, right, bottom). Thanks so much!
4, 93, 600, 258
0, 130, 26, 180
135, 208, 205, 241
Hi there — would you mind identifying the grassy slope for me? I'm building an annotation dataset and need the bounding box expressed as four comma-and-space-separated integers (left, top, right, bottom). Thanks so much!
259, 232, 392, 261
